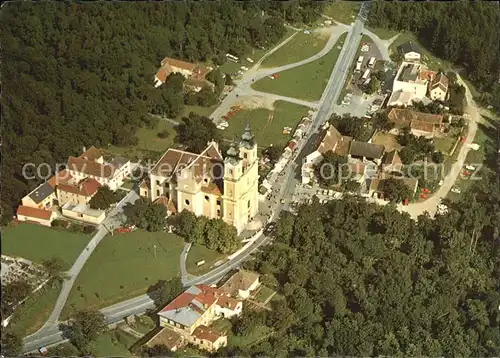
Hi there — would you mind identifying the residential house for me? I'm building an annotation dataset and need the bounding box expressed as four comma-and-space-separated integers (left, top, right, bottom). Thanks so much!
66, 147, 131, 191
57, 178, 101, 206
348, 141, 385, 165
398, 42, 421, 62
154, 57, 214, 92
219, 270, 260, 299
429, 72, 449, 101
21, 182, 56, 210
16, 206, 56, 227
143, 124, 259, 234
388, 108, 444, 137
381, 150, 403, 173
157, 284, 242, 352
145, 328, 185, 352
301, 124, 352, 184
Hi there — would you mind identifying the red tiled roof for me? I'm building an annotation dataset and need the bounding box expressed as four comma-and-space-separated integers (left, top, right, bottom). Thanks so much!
67, 156, 115, 179
161, 57, 197, 72
79, 146, 102, 161
58, 178, 101, 197
388, 108, 443, 130
192, 325, 224, 343
17, 206, 53, 221
47, 169, 73, 188
159, 284, 218, 314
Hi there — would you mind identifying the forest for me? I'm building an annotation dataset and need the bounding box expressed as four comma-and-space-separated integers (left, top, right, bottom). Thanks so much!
368, 0, 500, 111
0, 0, 324, 224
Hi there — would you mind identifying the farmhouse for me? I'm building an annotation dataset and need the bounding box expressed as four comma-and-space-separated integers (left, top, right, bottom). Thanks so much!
388, 108, 444, 137
219, 270, 260, 299
154, 57, 215, 92
429, 72, 449, 101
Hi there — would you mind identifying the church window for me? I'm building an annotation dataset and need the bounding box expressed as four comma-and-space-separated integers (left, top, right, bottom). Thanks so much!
248, 200, 251, 208
217, 209, 221, 217
229, 169, 233, 176
185, 199, 190, 205
156, 180, 160, 185
243, 153, 248, 159
216, 200, 221, 206
204, 195, 210, 201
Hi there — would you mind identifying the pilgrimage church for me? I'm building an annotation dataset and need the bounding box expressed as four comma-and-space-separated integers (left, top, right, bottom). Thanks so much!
140, 124, 259, 234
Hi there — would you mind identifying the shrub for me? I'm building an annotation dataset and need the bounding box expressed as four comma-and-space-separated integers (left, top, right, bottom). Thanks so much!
432, 151, 445, 163
83, 225, 96, 234
157, 130, 169, 139
52, 219, 68, 228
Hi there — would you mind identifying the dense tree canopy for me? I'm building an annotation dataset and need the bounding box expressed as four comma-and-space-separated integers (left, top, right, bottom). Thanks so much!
123, 198, 168, 232
1, 0, 324, 224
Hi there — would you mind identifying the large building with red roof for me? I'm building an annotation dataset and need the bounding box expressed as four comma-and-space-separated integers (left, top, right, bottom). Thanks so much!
156, 284, 242, 352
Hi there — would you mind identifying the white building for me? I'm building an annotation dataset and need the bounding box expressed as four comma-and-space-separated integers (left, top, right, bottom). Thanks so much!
429, 73, 449, 102
398, 42, 421, 62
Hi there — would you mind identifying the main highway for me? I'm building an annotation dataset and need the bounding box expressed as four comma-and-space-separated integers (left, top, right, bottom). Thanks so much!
23, 4, 368, 353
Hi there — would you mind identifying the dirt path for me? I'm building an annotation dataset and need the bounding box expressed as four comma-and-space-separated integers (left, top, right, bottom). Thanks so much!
400, 73, 480, 219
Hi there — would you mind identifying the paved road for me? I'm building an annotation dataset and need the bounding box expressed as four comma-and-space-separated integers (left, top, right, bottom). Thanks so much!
22, 5, 370, 352
23, 191, 140, 350
399, 73, 480, 219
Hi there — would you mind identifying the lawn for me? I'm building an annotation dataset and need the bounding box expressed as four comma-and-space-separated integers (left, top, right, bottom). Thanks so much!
372, 132, 402, 152
389, 33, 452, 71
254, 285, 275, 303
261, 31, 330, 68
8, 281, 62, 336
218, 28, 296, 76
62, 230, 185, 317
1, 223, 91, 269
132, 315, 157, 335
92, 330, 137, 357
186, 244, 226, 276
212, 318, 273, 348
222, 101, 311, 149
252, 32, 347, 101
323, 1, 361, 24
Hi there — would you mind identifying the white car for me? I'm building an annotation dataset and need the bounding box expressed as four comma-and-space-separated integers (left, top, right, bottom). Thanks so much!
323, 190, 328, 195
465, 165, 476, 171
328, 190, 334, 196
451, 187, 461, 194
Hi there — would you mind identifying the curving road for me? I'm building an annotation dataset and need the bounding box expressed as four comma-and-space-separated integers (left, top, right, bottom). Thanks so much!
399, 73, 480, 219
23, 4, 370, 353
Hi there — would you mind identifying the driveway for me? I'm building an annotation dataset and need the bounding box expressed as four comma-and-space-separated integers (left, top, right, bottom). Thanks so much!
399, 74, 480, 219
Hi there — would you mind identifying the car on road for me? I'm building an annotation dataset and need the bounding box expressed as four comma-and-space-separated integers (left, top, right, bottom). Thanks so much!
265, 222, 276, 234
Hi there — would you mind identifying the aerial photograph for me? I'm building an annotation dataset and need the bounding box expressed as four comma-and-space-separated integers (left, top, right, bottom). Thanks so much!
1, 0, 499, 356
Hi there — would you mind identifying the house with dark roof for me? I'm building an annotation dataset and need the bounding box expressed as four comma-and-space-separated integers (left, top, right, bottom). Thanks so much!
21, 182, 56, 210
157, 284, 241, 352
398, 42, 421, 62
382, 150, 403, 173
348, 141, 385, 164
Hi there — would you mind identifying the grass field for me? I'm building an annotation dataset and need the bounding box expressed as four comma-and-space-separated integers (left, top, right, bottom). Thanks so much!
219, 28, 296, 76
254, 285, 275, 303
8, 281, 62, 336
212, 318, 273, 348
252, 32, 347, 101
323, 1, 361, 24
261, 31, 330, 68
2, 223, 91, 269
389, 33, 452, 71
222, 101, 311, 149
106, 119, 177, 161
186, 244, 226, 276
62, 230, 185, 317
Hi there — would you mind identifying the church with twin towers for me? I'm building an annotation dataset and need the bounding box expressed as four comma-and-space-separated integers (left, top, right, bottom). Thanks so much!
140, 123, 259, 234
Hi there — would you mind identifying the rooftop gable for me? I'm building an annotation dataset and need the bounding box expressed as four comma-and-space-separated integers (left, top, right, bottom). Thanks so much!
27, 182, 55, 204
17, 205, 54, 221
